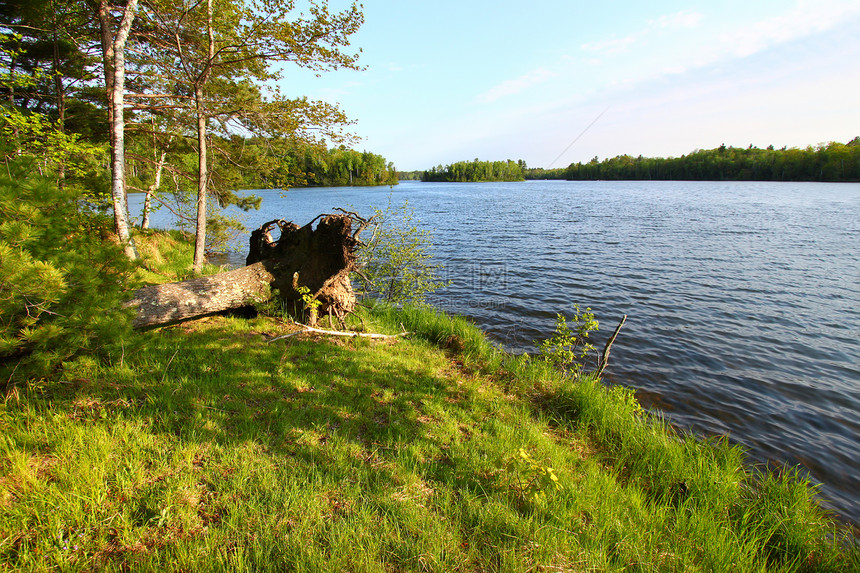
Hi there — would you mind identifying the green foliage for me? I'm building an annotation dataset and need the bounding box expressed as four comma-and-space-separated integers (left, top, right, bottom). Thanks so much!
505, 447, 562, 505
308, 147, 399, 187
422, 158, 525, 182
0, 20, 107, 191
294, 285, 321, 314
293, 274, 322, 325
134, 229, 225, 283
356, 199, 449, 304
204, 210, 247, 255
364, 301, 498, 365
0, 104, 107, 185
524, 166, 568, 180
396, 170, 422, 181
537, 305, 599, 376
0, 159, 135, 383
232, 140, 399, 189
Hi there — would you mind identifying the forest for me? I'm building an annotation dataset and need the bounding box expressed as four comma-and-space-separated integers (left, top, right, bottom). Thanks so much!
422, 158, 526, 182
407, 142, 860, 183
560, 140, 860, 182
0, 0, 394, 270
234, 142, 398, 189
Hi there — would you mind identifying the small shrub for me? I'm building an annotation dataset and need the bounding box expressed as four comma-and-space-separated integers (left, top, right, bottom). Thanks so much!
537, 305, 598, 376
505, 448, 561, 504
294, 281, 322, 326
356, 198, 449, 304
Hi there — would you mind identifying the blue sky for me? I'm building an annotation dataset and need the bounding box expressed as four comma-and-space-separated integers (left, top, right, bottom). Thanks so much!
278, 0, 860, 171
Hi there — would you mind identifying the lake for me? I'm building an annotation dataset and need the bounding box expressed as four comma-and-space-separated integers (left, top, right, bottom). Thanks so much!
129, 179, 860, 525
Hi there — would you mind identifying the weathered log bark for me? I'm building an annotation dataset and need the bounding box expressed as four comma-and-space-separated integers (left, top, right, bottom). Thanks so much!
128, 262, 276, 329
127, 213, 370, 329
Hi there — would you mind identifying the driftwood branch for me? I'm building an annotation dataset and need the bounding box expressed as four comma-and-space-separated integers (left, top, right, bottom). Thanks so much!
267, 326, 413, 343
596, 315, 627, 378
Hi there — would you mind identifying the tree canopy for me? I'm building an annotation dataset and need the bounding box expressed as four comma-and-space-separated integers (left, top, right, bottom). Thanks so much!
236, 143, 398, 188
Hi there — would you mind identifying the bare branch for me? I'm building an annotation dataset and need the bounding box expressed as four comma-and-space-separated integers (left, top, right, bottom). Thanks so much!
126, 92, 195, 100
267, 326, 412, 342
596, 315, 627, 378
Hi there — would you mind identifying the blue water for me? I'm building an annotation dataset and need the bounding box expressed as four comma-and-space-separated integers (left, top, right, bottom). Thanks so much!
130, 179, 860, 524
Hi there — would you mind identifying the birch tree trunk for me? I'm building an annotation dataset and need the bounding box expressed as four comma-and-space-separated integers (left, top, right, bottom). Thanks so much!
98, 0, 139, 260
141, 118, 171, 229
191, 0, 215, 273
141, 147, 168, 230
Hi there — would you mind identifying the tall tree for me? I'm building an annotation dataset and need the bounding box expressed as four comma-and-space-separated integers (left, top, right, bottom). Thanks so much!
92, 0, 139, 259
190, 0, 215, 272
135, 0, 363, 272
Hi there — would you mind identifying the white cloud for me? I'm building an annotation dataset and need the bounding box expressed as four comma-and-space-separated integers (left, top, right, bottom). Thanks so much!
580, 34, 637, 55
660, 65, 688, 76
474, 67, 557, 104
720, 0, 860, 58
581, 10, 703, 57
575, 1, 860, 97
651, 10, 704, 30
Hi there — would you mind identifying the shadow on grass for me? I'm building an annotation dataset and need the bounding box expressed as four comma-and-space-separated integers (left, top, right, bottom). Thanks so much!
44, 316, 503, 499
81, 323, 457, 448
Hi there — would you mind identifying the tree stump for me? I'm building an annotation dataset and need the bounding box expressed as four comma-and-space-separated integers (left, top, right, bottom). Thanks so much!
127, 213, 370, 329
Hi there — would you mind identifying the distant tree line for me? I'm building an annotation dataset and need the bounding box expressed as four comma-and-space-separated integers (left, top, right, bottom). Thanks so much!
562, 140, 860, 182
525, 167, 568, 180
397, 170, 422, 181
238, 143, 398, 188
422, 159, 526, 182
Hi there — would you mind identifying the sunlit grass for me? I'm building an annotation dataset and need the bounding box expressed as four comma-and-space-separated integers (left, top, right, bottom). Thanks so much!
0, 303, 857, 572
133, 229, 226, 284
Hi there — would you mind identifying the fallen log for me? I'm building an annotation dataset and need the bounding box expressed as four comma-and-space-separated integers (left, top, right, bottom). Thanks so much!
127, 212, 372, 329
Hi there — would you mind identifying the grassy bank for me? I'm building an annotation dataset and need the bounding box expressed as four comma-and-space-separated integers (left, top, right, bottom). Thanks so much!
1, 234, 858, 571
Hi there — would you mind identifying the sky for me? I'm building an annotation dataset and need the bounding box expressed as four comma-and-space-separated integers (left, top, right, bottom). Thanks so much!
277, 0, 860, 171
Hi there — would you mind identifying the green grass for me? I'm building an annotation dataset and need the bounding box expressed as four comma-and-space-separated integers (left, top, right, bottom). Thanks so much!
0, 302, 857, 572
134, 229, 227, 284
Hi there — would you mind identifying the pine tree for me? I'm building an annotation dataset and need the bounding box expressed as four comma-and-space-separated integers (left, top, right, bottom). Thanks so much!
0, 157, 135, 385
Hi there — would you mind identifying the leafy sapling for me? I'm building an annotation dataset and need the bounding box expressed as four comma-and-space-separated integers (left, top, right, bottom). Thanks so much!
292, 272, 322, 326
506, 448, 562, 504
356, 197, 449, 304
537, 304, 598, 376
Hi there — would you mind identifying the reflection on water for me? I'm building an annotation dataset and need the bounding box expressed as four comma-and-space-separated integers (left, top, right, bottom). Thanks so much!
129, 180, 860, 525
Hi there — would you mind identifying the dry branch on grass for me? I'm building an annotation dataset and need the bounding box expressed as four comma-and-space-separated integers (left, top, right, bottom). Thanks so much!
267, 325, 413, 343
